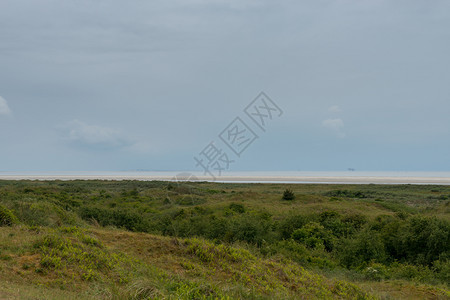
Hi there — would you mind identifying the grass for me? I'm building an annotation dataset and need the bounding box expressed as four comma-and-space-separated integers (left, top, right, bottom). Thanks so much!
0, 225, 376, 299
0, 180, 449, 299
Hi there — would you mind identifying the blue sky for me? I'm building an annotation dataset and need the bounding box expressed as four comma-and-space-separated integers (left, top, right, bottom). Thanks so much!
1, 0, 449, 172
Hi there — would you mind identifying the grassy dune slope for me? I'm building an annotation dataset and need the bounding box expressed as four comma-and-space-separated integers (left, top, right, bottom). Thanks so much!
0, 180, 449, 299
0, 226, 448, 299
0, 226, 375, 299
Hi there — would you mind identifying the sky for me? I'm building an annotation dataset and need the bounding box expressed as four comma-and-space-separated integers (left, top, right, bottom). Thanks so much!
1, 0, 450, 172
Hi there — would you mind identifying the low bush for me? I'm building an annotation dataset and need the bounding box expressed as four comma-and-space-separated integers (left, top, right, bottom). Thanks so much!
0, 204, 18, 226
79, 206, 148, 232
292, 222, 335, 251
337, 227, 387, 268
325, 190, 367, 198
228, 203, 245, 214
282, 188, 295, 200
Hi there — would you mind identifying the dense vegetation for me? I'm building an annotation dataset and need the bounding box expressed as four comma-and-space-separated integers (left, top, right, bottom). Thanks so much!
0, 180, 449, 299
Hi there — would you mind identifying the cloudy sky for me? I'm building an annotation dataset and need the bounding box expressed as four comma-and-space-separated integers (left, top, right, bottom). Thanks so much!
1, 0, 450, 172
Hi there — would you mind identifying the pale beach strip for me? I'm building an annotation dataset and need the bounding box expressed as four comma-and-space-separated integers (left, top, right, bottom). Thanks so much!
1, 172, 450, 185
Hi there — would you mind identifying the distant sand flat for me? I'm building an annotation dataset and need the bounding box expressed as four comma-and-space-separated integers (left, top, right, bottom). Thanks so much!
1, 173, 450, 185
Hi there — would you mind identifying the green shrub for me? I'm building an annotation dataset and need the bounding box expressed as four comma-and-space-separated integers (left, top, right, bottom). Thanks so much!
227, 214, 272, 246
0, 204, 18, 226
281, 188, 295, 201
399, 216, 449, 265
338, 227, 387, 268
342, 214, 367, 232
319, 212, 367, 238
206, 217, 229, 240
79, 206, 148, 232
325, 190, 367, 198
277, 214, 310, 239
11, 201, 78, 227
433, 258, 450, 283
228, 203, 245, 214
380, 216, 450, 266
271, 239, 336, 269
292, 222, 335, 251
319, 211, 345, 237
389, 262, 434, 282
175, 196, 206, 206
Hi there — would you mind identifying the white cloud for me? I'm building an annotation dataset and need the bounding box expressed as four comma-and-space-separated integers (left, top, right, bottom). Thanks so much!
328, 105, 342, 113
0, 96, 12, 115
124, 140, 156, 154
61, 120, 157, 153
322, 118, 346, 138
63, 120, 132, 149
